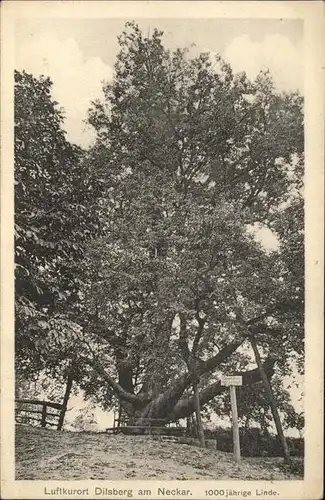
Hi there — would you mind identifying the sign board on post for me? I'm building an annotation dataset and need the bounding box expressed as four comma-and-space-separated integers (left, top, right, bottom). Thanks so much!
221, 375, 242, 463
220, 375, 242, 386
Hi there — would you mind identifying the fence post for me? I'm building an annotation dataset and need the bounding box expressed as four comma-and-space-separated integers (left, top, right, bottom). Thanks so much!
41, 404, 47, 427
229, 385, 241, 463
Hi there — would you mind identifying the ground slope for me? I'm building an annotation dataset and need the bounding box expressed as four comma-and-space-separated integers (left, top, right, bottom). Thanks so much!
15, 424, 302, 480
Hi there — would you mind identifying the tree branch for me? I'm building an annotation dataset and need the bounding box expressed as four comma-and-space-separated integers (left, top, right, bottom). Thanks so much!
178, 312, 190, 364
82, 317, 123, 347
85, 357, 150, 406
192, 300, 206, 356
198, 340, 244, 375
169, 357, 276, 421
245, 301, 300, 328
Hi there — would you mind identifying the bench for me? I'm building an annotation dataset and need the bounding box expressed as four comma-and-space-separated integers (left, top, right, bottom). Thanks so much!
106, 417, 188, 437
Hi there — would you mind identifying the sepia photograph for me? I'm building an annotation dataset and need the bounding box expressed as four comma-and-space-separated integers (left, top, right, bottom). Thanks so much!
1, 2, 324, 499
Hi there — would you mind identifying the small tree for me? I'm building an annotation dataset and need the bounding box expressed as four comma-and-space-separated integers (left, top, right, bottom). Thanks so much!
71, 406, 98, 432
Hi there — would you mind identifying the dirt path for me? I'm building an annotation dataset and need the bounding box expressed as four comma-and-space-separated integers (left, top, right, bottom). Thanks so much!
15, 424, 302, 481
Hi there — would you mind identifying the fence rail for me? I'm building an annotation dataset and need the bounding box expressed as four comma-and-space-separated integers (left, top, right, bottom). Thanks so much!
15, 399, 64, 430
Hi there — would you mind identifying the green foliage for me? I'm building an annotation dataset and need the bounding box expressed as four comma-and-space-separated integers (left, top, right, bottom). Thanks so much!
70, 405, 98, 432
84, 22, 304, 405
206, 426, 304, 458
209, 373, 303, 435
15, 23, 304, 434
15, 70, 101, 380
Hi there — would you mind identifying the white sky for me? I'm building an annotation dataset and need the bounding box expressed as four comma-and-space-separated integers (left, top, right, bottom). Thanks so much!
15, 18, 303, 148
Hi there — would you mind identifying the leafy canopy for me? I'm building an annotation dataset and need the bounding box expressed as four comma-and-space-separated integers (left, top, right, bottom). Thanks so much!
15, 70, 101, 381
82, 22, 304, 404
14, 24, 304, 427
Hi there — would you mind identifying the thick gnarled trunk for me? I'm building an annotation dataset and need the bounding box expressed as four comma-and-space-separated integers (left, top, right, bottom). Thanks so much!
87, 338, 276, 426
134, 358, 275, 424
107, 358, 276, 426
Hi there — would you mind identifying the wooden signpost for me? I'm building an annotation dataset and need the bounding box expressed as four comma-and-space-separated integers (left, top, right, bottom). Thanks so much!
221, 375, 242, 463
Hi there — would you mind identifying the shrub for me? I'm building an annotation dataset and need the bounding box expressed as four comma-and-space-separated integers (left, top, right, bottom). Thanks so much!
205, 426, 304, 457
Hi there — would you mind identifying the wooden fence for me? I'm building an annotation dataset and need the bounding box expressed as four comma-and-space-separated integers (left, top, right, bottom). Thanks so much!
15, 399, 65, 430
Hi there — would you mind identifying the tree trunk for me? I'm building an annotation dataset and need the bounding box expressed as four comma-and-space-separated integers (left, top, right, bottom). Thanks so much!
244, 412, 251, 433
116, 404, 123, 427
89, 346, 276, 427
193, 379, 205, 447
128, 358, 276, 426
250, 336, 290, 462
57, 369, 74, 431
186, 416, 191, 434
189, 354, 205, 447
190, 413, 197, 437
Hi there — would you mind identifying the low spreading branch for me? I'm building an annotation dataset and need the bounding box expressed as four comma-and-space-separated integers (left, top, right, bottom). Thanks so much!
169, 357, 276, 421
85, 358, 150, 406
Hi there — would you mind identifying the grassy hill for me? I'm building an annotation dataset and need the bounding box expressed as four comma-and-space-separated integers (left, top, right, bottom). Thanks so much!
15, 424, 303, 481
